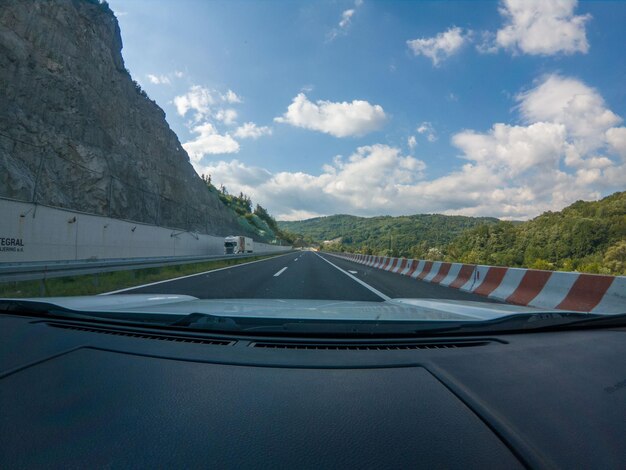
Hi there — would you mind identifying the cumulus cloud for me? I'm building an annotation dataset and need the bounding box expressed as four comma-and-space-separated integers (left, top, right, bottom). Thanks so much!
274, 93, 386, 137
182, 123, 240, 163
339, 9, 355, 28
174, 85, 216, 120
407, 27, 468, 66
194, 75, 624, 221
433, 75, 624, 217
234, 122, 273, 139
195, 145, 426, 220
146, 74, 171, 85
494, 0, 591, 55
516, 74, 621, 164
173, 85, 244, 121
417, 122, 437, 142
327, 0, 363, 41
606, 127, 626, 158
174, 86, 269, 165
215, 108, 238, 125
221, 89, 242, 103
407, 136, 417, 151
199, 159, 272, 188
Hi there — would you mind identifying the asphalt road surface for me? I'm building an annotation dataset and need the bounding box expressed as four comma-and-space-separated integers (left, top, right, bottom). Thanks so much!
112, 251, 497, 303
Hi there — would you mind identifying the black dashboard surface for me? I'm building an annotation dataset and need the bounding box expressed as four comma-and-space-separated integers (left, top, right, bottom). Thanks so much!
1, 314, 625, 469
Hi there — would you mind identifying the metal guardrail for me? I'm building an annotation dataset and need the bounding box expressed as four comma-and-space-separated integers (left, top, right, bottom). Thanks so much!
0, 251, 292, 283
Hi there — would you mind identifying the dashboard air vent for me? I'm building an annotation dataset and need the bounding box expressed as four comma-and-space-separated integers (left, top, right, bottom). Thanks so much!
250, 340, 490, 350
48, 323, 234, 346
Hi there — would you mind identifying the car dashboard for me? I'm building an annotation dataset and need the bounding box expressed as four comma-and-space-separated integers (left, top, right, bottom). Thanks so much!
1, 312, 625, 469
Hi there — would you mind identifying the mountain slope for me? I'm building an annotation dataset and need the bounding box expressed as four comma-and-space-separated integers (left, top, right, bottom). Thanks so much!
447, 191, 626, 274
278, 214, 499, 256
0, 0, 259, 238
281, 191, 625, 274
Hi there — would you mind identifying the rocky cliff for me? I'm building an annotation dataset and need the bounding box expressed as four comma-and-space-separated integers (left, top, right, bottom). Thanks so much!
0, 0, 255, 237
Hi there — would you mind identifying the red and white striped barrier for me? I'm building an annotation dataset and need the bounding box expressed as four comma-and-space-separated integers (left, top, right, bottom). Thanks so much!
329, 253, 626, 314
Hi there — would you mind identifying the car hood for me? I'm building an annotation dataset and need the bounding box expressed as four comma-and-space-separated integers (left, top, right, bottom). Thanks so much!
7, 294, 567, 322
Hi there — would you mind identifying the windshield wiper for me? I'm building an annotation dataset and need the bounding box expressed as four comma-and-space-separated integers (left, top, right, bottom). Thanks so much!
0, 300, 183, 327
401, 311, 626, 336
3, 300, 624, 337
167, 311, 626, 336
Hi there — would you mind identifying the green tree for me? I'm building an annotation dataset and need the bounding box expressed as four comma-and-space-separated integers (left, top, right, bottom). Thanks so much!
604, 240, 626, 274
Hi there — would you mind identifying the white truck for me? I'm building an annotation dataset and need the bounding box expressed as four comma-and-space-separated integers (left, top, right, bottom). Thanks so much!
224, 236, 253, 254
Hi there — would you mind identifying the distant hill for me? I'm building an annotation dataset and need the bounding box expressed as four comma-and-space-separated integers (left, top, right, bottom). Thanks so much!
280, 191, 626, 275
278, 214, 499, 257
447, 191, 626, 275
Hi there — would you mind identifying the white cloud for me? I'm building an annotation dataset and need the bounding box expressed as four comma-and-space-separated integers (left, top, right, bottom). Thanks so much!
606, 127, 626, 158
475, 31, 499, 54
327, 0, 363, 41
221, 89, 242, 103
215, 108, 238, 125
339, 9, 355, 28
407, 27, 468, 66
495, 0, 591, 55
516, 74, 621, 163
198, 159, 272, 188
174, 71, 184, 78
194, 75, 624, 221
407, 136, 417, 150
452, 122, 566, 178
195, 145, 426, 219
417, 122, 437, 142
182, 123, 240, 164
174, 85, 244, 124
147, 74, 171, 85
433, 75, 623, 217
234, 122, 273, 139
274, 93, 386, 137
174, 85, 215, 119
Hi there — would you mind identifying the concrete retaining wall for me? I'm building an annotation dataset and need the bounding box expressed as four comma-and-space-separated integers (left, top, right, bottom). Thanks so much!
330, 252, 626, 314
0, 198, 289, 263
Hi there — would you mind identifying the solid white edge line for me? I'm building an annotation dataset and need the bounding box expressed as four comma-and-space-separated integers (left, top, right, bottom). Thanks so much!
314, 252, 391, 301
99, 251, 296, 295
273, 267, 288, 277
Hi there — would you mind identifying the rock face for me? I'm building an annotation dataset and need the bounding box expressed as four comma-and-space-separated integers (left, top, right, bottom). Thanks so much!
0, 0, 253, 236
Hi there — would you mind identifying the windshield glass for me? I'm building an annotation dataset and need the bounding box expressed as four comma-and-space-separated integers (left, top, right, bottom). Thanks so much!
0, 0, 624, 331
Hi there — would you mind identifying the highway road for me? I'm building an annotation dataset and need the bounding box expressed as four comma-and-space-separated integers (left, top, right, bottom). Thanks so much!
112, 251, 498, 303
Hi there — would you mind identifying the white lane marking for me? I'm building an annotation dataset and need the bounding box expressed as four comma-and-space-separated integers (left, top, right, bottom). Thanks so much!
314, 252, 391, 301
100, 252, 295, 295
273, 267, 288, 277
348, 270, 358, 274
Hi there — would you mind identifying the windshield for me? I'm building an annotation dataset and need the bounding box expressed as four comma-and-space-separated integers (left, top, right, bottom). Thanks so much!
0, 0, 624, 332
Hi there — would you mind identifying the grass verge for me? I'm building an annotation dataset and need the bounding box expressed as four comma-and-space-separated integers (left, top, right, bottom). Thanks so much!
0, 254, 283, 298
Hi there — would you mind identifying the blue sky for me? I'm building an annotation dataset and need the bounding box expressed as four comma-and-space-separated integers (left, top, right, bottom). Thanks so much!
107, 0, 625, 220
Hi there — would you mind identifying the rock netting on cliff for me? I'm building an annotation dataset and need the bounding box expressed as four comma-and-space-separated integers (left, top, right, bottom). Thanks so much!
0, 0, 255, 237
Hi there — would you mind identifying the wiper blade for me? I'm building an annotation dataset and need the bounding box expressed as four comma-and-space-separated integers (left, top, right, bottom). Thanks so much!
168, 312, 459, 335
0, 299, 77, 318
412, 311, 626, 336
0, 299, 186, 327
169, 312, 244, 331
543, 312, 626, 329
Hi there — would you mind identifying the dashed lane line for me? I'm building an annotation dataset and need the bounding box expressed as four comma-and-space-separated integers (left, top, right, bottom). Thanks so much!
273, 267, 288, 277
100, 251, 295, 295
314, 252, 391, 301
